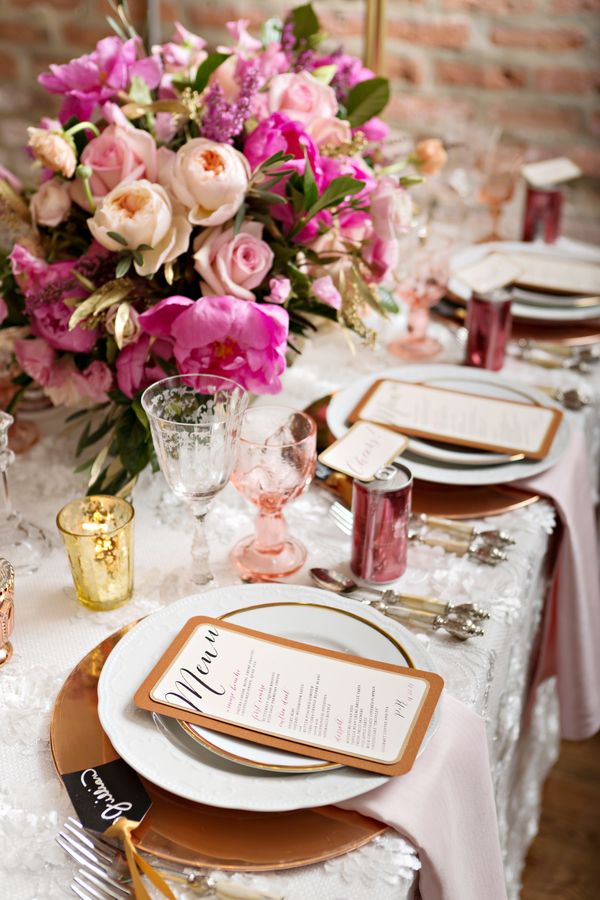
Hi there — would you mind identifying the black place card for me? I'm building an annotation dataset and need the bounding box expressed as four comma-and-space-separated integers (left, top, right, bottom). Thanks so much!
61, 758, 151, 833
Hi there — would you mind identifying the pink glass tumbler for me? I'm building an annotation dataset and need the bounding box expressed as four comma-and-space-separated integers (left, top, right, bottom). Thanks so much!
351, 465, 413, 584
522, 185, 563, 244
465, 290, 512, 372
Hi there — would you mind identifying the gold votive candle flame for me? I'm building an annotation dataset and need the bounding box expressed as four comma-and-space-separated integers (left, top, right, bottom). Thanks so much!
56, 495, 134, 611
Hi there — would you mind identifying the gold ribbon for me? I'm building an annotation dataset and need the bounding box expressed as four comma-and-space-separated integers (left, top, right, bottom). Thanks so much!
105, 817, 176, 900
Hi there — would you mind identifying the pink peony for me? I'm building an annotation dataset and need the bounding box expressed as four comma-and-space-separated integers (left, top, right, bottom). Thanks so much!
193, 221, 274, 301
139, 294, 289, 394
266, 277, 291, 304
115, 334, 171, 398
14, 337, 56, 387
79, 360, 113, 402
38, 36, 162, 122
13, 339, 112, 406
359, 117, 390, 143
362, 237, 399, 282
267, 72, 337, 126
72, 125, 158, 208
30, 298, 97, 354
243, 113, 318, 174
312, 276, 342, 310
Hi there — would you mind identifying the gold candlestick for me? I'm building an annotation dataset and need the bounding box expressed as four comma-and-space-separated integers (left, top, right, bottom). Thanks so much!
364, 0, 387, 75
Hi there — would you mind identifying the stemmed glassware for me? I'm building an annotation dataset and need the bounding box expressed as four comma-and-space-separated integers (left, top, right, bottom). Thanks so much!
230, 406, 317, 581
0, 411, 51, 575
388, 232, 453, 360
479, 144, 525, 242
142, 374, 248, 586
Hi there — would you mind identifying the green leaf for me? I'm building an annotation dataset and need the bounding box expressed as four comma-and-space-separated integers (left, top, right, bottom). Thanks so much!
131, 397, 149, 431
115, 255, 132, 278
345, 77, 390, 128
399, 175, 423, 187
193, 52, 231, 93
132, 249, 144, 267
311, 64, 337, 85
291, 4, 320, 41
233, 202, 246, 235
106, 231, 128, 247
250, 190, 287, 205
303, 151, 318, 209
378, 286, 400, 314
129, 75, 152, 105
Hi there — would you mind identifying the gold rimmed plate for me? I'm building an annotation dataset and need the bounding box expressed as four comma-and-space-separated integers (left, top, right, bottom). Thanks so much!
50, 622, 388, 871
178, 600, 415, 774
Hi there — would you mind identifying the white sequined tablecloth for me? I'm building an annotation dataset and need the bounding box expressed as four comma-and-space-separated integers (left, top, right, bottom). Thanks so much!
2, 323, 599, 900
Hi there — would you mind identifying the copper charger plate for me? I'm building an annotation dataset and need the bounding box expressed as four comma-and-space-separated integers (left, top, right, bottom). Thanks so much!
50, 624, 387, 871
306, 395, 540, 519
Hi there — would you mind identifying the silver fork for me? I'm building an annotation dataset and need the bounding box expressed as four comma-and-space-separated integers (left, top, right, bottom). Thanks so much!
58, 817, 283, 898
329, 502, 508, 565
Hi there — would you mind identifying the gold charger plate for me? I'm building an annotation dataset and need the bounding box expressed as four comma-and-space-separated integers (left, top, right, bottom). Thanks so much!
306, 395, 540, 520
50, 623, 387, 871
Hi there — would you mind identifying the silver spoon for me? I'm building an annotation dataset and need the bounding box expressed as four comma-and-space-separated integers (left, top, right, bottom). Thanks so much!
309, 568, 490, 622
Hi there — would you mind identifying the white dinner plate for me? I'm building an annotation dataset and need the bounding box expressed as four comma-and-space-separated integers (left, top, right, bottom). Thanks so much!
326, 364, 569, 486
180, 601, 415, 773
97, 584, 441, 811
449, 240, 600, 322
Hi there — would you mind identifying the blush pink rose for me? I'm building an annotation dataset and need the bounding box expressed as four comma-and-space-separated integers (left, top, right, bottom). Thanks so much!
370, 177, 413, 241
306, 117, 351, 148
193, 221, 274, 301
158, 139, 250, 227
266, 277, 291, 304
312, 276, 342, 310
267, 72, 337, 125
72, 124, 158, 209
139, 294, 289, 394
30, 178, 71, 227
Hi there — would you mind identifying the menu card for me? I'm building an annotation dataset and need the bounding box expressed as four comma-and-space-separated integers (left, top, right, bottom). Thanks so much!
501, 251, 600, 296
455, 253, 523, 294
319, 421, 408, 481
521, 157, 581, 188
348, 379, 562, 459
135, 617, 444, 776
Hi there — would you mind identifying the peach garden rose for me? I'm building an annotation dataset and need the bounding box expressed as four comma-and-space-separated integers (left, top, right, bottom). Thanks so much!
27, 127, 77, 178
88, 179, 191, 276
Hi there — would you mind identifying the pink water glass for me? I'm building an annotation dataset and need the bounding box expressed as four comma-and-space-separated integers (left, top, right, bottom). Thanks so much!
230, 406, 317, 581
465, 290, 512, 371
351, 465, 413, 584
522, 185, 563, 244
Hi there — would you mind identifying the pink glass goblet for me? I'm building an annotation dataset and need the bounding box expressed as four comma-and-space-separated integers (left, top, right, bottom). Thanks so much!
230, 406, 317, 581
388, 235, 452, 361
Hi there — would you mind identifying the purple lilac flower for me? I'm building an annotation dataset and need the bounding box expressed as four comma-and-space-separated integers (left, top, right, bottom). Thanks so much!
200, 60, 260, 143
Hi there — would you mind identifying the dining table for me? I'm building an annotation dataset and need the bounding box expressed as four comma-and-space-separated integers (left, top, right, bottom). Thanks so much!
1, 309, 599, 900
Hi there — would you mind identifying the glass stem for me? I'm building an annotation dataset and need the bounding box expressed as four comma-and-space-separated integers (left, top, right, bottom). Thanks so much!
190, 504, 213, 586
0, 470, 12, 523
406, 304, 429, 341
489, 202, 502, 239
254, 510, 287, 554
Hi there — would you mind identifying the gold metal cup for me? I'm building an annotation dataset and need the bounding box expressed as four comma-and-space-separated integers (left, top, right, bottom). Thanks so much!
0, 558, 15, 667
56, 495, 134, 611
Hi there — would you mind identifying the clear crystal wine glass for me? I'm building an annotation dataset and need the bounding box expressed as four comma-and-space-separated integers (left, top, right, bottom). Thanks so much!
0, 411, 51, 575
141, 374, 248, 586
230, 406, 317, 581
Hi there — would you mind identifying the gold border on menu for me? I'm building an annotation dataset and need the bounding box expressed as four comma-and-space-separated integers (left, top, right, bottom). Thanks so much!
135, 616, 442, 777
179, 600, 416, 773
348, 378, 563, 461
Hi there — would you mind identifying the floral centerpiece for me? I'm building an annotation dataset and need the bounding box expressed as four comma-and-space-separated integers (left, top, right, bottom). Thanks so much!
0, 2, 444, 494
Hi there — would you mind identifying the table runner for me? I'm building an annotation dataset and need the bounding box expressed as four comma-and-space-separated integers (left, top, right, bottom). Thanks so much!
519, 427, 600, 740
341, 693, 508, 900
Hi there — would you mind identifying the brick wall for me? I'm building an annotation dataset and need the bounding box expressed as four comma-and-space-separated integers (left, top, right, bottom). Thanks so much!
0, 0, 598, 183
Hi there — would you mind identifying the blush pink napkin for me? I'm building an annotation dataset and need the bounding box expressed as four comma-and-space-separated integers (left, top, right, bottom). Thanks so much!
339, 693, 508, 900
518, 426, 600, 740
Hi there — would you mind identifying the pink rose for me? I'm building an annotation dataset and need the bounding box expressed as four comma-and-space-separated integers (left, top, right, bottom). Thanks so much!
30, 179, 71, 227
0, 296, 8, 326
78, 361, 113, 403
266, 277, 291, 304
193, 221, 274, 301
158, 139, 250, 227
72, 125, 158, 209
268, 72, 337, 125
370, 177, 413, 241
88, 179, 191, 276
116, 334, 171, 398
139, 294, 289, 394
312, 276, 342, 310
306, 117, 351, 149
362, 237, 399, 282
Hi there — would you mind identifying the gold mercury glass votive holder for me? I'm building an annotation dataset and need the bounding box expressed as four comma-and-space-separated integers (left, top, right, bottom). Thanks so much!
56, 495, 134, 611
0, 558, 15, 667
